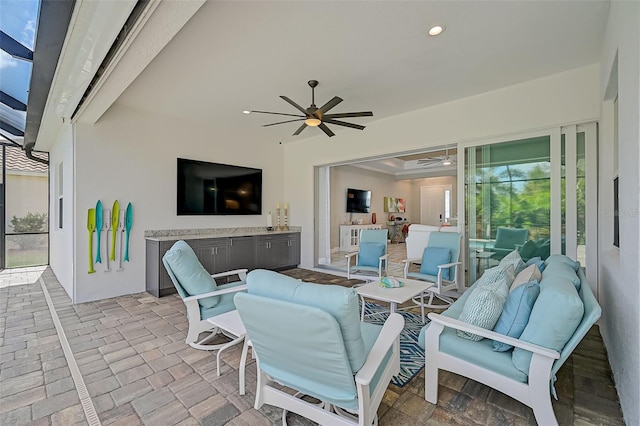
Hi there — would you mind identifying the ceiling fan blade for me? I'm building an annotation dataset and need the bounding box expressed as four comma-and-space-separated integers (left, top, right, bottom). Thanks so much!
318, 96, 343, 114
322, 119, 365, 130
280, 96, 308, 115
323, 111, 374, 119
262, 118, 305, 127
318, 123, 335, 137
292, 123, 307, 136
251, 110, 305, 118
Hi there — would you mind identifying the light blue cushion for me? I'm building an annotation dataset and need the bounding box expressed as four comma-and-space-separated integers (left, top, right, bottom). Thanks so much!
235, 293, 360, 410
162, 240, 219, 308
545, 254, 579, 271
493, 280, 540, 351
357, 242, 385, 267
420, 247, 451, 279
199, 282, 246, 320
512, 274, 584, 375
246, 269, 366, 372
418, 324, 528, 383
457, 276, 509, 341
542, 261, 581, 290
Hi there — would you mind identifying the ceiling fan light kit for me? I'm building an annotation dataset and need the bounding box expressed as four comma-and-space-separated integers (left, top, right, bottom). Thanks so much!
247, 80, 373, 137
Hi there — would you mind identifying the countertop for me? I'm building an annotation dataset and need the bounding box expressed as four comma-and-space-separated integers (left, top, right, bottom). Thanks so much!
144, 226, 301, 242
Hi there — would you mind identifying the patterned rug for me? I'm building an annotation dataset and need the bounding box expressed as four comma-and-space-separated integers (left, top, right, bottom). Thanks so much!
362, 301, 427, 387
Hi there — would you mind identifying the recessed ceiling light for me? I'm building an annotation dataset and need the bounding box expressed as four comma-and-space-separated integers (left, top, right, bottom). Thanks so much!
428, 25, 445, 36
242, 110, 251, 114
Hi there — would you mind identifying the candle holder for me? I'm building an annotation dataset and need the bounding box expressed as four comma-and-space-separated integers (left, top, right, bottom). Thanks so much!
283, 207, 289, 231
276, 207, 282, 231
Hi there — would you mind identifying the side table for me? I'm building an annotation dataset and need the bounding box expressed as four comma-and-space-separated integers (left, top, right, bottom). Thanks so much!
207, 310, 250, 395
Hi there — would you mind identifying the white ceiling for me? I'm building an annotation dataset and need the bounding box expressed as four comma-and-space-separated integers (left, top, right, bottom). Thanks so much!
112, 1, 608, 175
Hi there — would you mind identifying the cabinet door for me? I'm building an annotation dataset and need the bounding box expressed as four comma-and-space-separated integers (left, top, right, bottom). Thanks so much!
195, 239, 230, 274
255, 236, 279, 269
278, 233, 300, 268
228, 236, 256, 271
159, 240, 179, 291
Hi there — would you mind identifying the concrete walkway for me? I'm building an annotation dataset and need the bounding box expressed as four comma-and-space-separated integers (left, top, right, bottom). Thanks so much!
0, 267, 625, 425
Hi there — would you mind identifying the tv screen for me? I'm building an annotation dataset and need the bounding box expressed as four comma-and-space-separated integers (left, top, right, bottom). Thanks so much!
346, 188, 371, 213
177, 158, 262, 215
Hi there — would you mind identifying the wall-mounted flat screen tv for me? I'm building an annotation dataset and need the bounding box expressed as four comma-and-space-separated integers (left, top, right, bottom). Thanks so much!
177, 158, 262, 215
346, 188, 371, 213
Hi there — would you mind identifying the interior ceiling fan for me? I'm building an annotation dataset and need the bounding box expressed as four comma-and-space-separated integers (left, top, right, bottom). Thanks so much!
416, 149, 457, 167
246, 80, 373, 137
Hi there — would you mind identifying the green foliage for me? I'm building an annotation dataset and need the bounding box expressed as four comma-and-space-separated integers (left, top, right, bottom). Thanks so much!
10, 212, 48, 233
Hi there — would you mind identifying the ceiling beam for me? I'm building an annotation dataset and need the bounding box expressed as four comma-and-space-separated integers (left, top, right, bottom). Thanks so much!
0, 31, 33, 61
0, 91, 27, 111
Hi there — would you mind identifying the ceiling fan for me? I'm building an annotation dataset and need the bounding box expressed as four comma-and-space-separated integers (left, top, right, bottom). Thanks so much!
246, 80, 373, 137
417, 149, 457, 167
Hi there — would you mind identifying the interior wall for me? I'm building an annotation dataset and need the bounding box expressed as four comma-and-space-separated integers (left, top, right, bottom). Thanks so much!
284, 65, 600, 269
597, 2, 640, 425
48, 124, 75, 299
329, 165, 412, 249
72, 105, 284, 303
409, 176, 457, 225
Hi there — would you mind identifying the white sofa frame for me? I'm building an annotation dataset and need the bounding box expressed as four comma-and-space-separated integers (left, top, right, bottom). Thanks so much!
425, 313, 560, 426
254, 313, 404, 426
180, 269, 248, 350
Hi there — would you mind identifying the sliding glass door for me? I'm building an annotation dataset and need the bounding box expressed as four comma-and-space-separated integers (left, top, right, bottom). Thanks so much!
463, 124, 597, 291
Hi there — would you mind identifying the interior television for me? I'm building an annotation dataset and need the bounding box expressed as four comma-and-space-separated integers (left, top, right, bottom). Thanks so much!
346, 188, 371, 213
177, 158, 262, 215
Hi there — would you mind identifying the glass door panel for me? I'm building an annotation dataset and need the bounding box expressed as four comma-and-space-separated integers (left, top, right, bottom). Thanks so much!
465, 136, 551, 283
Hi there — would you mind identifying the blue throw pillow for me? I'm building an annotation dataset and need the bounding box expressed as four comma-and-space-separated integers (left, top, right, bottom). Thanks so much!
357, 242, 385, 267
420, 247, 451, 279
493, 280, 540, 351
525, 256, 546, 272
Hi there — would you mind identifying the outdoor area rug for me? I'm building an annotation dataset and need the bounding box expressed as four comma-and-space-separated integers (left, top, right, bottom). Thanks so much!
362, 301, 427, 387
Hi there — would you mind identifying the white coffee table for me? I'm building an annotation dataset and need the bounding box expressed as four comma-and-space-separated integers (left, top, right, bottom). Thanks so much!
356, 277, 434, 322
206, 310, 250, 395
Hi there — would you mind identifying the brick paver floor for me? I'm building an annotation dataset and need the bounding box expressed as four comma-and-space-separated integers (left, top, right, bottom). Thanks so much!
0, 267, 625, 425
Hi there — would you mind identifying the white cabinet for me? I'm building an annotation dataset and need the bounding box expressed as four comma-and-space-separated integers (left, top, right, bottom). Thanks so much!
339, 224, 383, 252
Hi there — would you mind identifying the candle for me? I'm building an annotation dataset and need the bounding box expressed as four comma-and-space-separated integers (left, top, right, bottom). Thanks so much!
276, 202, 280, 209
284, 202, 288, 210
267, 211, 273, 227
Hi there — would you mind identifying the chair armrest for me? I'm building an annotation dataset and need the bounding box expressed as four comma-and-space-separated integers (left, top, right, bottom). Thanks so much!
345, 252, 358, 259
379, 254, 390, 260
402, 257, 421, 264
427, 313, 560, 359
210, 269, 248, 280
355, 313, 404, 386
437, 262, 461, 269
183, 284, 248, 303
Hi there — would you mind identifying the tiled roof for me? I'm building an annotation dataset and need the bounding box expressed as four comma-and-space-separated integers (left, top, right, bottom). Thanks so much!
5, 147, 48, 174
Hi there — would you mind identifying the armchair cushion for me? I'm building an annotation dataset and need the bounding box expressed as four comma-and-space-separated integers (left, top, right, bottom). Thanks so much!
494, 227, 529, 249
518, 239, 538, 261
419, 247, 452, 279
199, 281, 247, 320
246, 269, 366, 372
163, 240, 219, 308
357, 242, 386, 267
493, 280, 540, 351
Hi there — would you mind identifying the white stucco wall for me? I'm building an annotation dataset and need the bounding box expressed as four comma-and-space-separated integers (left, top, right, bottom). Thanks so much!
284, 65, 600, 269
598, 2, 640, 425
72, 105, 284, 303
329, 165, 413, 249
48, 124, 75, 298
